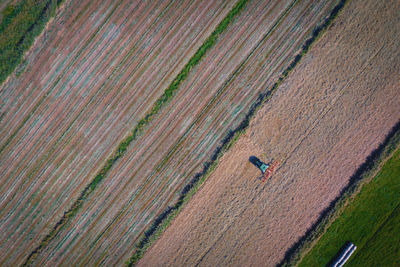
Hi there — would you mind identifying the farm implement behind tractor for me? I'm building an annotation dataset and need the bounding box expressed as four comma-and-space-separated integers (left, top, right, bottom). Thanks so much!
249, 156, 279, 182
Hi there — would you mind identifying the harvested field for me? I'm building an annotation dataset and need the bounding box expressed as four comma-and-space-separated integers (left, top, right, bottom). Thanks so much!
0, 0, 343, 265
25, 1, 342, 266
139, 0, 400, 266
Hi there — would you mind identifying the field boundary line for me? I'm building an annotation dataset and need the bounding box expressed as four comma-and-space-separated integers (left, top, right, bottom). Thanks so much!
22, 0, 249, 265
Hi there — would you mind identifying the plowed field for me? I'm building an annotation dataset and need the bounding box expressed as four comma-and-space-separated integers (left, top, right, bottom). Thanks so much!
139, 0, 400, 266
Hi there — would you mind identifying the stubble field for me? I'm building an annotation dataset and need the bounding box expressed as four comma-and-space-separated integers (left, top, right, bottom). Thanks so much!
139, 0, 400, 265
2, 0, 399, 266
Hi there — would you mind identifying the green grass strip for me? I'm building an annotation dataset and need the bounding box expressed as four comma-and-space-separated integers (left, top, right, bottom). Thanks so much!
298, 142, 400, 266
23, 0, 248, 265
0, 0, 64, 86
126, 0, 350, 265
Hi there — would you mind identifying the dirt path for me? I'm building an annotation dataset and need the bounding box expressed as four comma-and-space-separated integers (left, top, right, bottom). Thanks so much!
139, 0, 400, 265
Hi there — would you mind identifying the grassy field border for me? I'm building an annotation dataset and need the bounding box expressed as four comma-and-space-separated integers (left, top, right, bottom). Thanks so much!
279, 120, 400, 267
0, 0, 64, 86
126, 0, 349, 265
22, 0, 248, 265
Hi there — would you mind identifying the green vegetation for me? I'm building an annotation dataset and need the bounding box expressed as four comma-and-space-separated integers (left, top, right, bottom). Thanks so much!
24, 0, 249, 265
126, 0, 351, 266
349, 205, 400, 266
0, 0, 63, 86
299, 146, 400, 266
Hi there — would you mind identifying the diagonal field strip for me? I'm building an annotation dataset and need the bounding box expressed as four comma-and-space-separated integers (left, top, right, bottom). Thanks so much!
21, 0, 248, 265
277, 42, 385, 172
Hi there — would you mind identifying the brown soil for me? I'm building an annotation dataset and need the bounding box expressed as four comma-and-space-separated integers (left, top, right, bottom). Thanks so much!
139, 0, 400, 266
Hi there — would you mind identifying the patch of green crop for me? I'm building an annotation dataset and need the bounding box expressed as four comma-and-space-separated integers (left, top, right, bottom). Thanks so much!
299, 146, 400, 266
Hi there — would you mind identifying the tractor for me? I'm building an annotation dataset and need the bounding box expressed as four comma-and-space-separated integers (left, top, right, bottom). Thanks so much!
249, 156, 278, 182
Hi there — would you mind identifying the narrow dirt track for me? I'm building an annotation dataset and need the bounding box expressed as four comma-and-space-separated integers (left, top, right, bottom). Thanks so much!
139, 0, 400, 266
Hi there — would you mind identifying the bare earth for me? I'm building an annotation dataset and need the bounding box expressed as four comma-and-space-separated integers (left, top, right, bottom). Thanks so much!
139, 0, 400, 266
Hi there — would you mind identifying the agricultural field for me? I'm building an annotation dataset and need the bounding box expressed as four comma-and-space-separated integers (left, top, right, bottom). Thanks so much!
299, 148, 400, 266
0, 0, 398, 266
139, 0, 400, 265
1, 0, 240, 265
29, 1, 345, 266
0, 0, 344, 265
